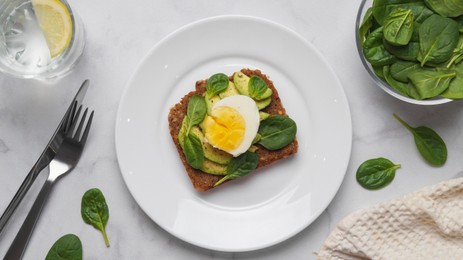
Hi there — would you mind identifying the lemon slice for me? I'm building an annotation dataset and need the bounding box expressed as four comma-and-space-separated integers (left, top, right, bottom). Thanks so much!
32, 0, 73, 57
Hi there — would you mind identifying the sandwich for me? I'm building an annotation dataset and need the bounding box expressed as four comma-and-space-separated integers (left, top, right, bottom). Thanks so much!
168, 69, 298, 191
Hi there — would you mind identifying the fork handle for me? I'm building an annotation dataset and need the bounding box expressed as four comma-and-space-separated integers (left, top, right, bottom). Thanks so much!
0, 163, 47, 235
4, 179, 54, 260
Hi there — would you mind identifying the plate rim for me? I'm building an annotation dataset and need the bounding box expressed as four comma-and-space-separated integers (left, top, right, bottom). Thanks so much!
115, 14, 353, 252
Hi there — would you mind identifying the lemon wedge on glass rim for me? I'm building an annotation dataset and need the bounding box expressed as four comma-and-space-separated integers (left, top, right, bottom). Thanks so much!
32, 0, 73, 58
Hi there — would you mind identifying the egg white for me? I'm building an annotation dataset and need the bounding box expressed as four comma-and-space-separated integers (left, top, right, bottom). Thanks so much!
211, 95, 260, 157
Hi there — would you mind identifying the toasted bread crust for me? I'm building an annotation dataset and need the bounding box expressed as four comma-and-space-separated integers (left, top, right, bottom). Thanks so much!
168, 69, 298, 191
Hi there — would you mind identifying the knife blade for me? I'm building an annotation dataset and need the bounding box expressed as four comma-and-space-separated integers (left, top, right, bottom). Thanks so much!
0, 80, 90, 234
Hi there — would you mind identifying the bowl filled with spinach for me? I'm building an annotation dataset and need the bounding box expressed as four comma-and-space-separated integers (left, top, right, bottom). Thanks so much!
356, 0, 463, 105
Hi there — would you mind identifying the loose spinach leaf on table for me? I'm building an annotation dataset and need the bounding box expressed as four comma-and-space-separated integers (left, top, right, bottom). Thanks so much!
384, 8, 414, 46
214, 152, 259, 186
45, 234, 82, 260
356, 158, 400, 190
81, 188, 110, 247
258, 115, 297, 151
408, 68, 455, 99
417, 15, 460, 66
183, 133, 204, 170
393, 114, 447, 166
206, 73, 229, 97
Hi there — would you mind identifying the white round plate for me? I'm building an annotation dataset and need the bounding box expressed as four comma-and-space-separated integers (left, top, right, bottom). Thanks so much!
116, 15, 352, 252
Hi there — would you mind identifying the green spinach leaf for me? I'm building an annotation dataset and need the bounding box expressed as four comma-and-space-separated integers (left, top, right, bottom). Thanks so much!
248, 76, 269, 100
360, 7, 374, 45
424, 0, 463, 18
206, 73, 229, 97
413, 5, 435, 24
384, 40, 420, 61
363, 27, 397, 66
384, 8, 414, 46
45, 234, 82, 260
408, 68, 456, 99
372, 65, 386, 80
383, 65, 418, 98
214, 152, 259, 186
446, 35, 463, 68
394, 114, 447, 166
456, 16, 463, 32
356, 158, 400, 190
390, 61, 421, 82
81, 188, 110, 247
183, 133, 204, 169
442, 62, 463, 99
417, 15, 460, 66
186, 95, 206, 133
258, 115, 297, 150
372, 0, 427, 25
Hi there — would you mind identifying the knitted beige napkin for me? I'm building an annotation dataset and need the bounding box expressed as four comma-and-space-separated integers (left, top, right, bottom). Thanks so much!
317, 177, 463, 260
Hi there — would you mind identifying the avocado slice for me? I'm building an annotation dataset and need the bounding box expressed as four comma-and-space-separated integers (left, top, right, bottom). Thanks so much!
256, 97, 272, 110
178, 117, 188, 149
178, 118, 229, 174
234, 72, 273, 101
219, 81, 240, 99
247, 145, 259, 153
204, 94, 220, 115
200, 159, 227, 175
259, 111, 270, 121
233, 72, 250, 96
190, 126, 233, 165
254, 88, 273, 101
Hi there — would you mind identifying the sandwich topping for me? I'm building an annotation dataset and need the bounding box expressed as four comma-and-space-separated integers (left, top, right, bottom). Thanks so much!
203, 95, 260, 157
177, 71, 297, 187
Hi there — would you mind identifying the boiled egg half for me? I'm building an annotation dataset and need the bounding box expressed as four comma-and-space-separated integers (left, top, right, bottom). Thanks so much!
203, 95, 260, 157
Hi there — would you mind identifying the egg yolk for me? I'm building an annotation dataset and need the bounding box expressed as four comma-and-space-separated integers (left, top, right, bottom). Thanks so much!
203, 106, 245, 153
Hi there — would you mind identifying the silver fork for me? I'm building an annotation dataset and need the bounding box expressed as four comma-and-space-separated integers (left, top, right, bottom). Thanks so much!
0, 80, 89, 235
4, 103, 94, 260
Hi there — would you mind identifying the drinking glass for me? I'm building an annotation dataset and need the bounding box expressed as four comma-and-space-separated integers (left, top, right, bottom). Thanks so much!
0, 0, 85, 80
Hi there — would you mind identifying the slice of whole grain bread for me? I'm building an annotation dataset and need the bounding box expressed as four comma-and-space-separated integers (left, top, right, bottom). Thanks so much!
168, 69, 298, 191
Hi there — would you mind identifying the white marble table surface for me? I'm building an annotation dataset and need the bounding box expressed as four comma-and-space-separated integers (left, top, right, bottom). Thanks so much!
1, 0, 463, 259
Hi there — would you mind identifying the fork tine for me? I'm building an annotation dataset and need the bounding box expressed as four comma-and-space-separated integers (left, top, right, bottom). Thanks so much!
67, 105, 82, 138
80, 110, 94, 144
73, 108, 88, 140
63, 101, 77, 132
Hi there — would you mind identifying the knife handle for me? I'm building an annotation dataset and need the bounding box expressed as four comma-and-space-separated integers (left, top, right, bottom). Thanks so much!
4, 177, 54, 260
0, 163, 47, 235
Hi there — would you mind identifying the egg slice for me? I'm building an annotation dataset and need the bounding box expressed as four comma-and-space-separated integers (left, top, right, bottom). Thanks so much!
203, 95, 260, 157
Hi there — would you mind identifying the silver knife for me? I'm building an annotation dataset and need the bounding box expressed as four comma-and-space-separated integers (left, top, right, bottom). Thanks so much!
0, 80, 89, 234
